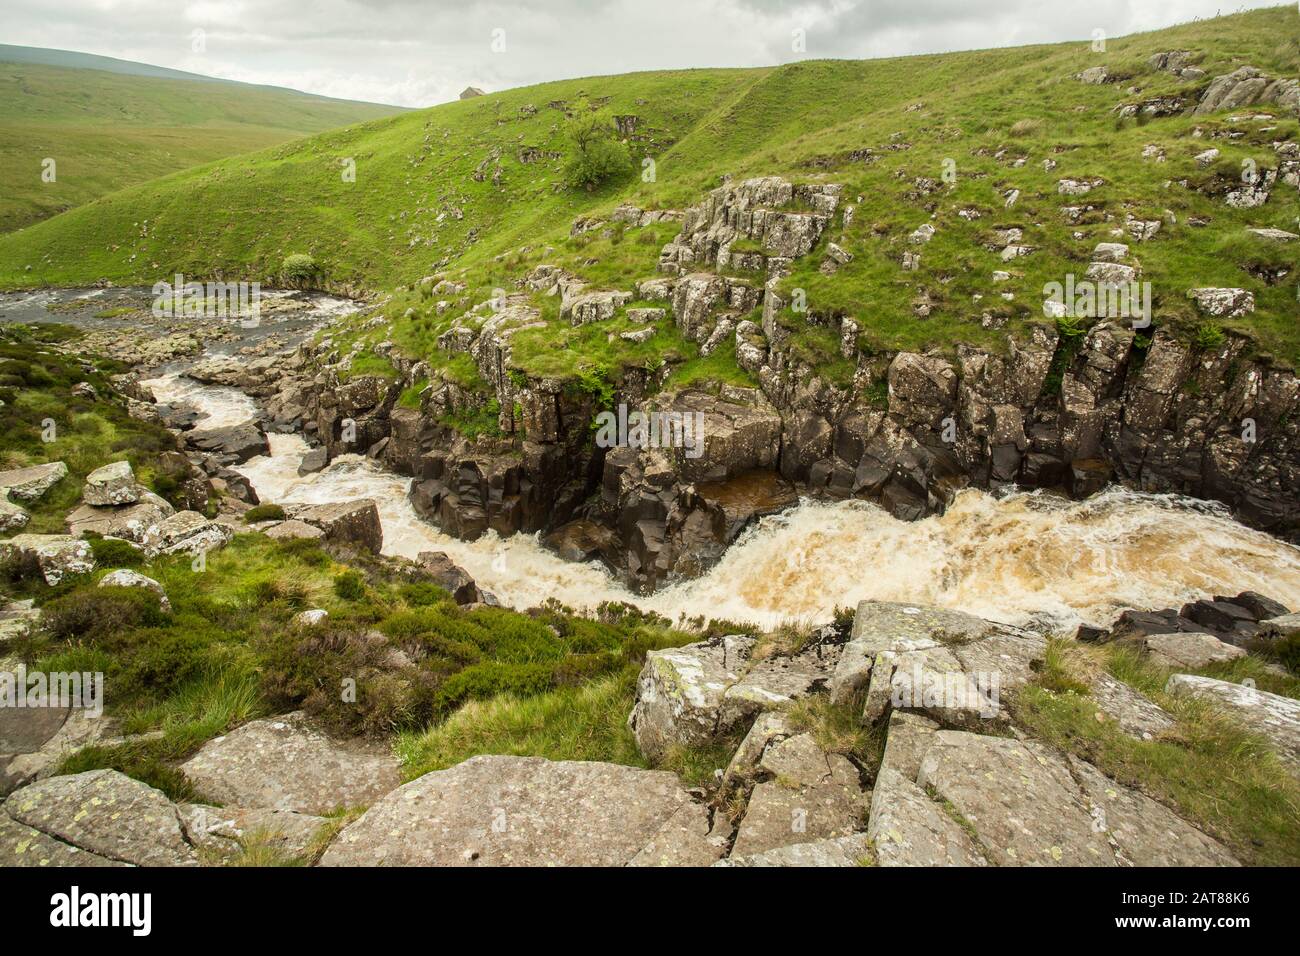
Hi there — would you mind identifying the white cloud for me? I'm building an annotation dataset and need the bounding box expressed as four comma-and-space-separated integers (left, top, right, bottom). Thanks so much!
0, 0, 1287, 108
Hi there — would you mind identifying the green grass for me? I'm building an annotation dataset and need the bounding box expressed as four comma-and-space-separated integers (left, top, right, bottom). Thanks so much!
0, 325, 185, 529
1012, 637, 1300, 866
3, 7, 1294, 414
0, 59, 403, 233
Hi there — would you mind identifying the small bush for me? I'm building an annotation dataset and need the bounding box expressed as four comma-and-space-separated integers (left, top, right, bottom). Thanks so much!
281, 253, 319, 287
562, 109, 632, 191
42, 586, 166, 641
243, 503, 287, 523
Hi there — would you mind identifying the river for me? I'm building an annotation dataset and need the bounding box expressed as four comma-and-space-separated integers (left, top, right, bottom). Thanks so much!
144, 368, 1300, 633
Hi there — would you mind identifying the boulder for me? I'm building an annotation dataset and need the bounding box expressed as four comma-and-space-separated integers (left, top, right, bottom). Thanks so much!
0, 813, 123, 867
0, 462, 68, 503
417, 551, 485, 605
1188, 287, 1254, 318
184, 423, 269, 463
293, 500, 383, 554
3, 769, 195, 866
629, 635, 753, 761
626, 802, 730, 867
917, 731, 1236, 865
867, 768, 989, 866
145, 510, 233, 557
179, 711, 401, 815
0, 534, 94, 585
729, 751, 867, 858
263, 519, 326, 542
719, 832, 873, 867
1166, 674, 1300, 776
82, 460, 140, 506
298, 447, 328, 475
1140, 631, 1247, 669
98, 569, 170, 611
0, 499, 29, 532
65, 491, 174, 544
320, 755, 699, 866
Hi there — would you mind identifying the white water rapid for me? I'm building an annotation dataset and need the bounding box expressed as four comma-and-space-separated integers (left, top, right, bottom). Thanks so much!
146, 372, 1300, 632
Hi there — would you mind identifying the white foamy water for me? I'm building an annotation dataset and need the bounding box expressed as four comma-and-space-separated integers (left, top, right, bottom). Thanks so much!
142, 373, 258, 430
232, 429, 1300, 633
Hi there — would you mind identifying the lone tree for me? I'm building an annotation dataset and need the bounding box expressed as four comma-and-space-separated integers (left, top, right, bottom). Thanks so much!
562, 106, 632, 191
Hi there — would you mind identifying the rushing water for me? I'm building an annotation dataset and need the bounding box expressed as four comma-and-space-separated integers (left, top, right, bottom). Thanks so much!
146, 369, 1300, 633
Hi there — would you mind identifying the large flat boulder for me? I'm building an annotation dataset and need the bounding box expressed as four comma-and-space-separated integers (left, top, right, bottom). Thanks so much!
1140, 631, 1247, 669
0, 813, 123, 867
0, 461, 68, 503
292, 500, 383, 554
3, 769, 195, 866
66, 491, 174, 543
1166, 674, 1300, 776
179, 712, 400, 814
829, 602, 996, 704
719, 832, 873, 867
144, 510, 233, 557
0, 534, 94, 585
320, 755, 698, 866
917, 730, 1236, 866
867, 768, 990, 866
184, 422, 269, 463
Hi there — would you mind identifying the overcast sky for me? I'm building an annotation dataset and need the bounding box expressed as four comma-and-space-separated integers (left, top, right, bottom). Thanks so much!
1, 0, 1286, 107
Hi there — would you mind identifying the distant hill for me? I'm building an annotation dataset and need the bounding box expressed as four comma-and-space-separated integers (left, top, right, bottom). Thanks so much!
0, 45, 406, 232
0, 8, 1297, 372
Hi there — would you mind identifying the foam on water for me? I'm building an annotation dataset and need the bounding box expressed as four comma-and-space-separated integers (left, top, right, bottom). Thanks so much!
233, 430, 1300, 632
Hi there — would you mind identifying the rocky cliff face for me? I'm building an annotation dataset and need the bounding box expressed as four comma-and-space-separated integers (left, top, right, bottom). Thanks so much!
260, 170, 1299, 592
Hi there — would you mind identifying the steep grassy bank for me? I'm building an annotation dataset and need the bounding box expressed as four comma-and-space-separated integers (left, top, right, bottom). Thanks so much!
0, 54, 405, 232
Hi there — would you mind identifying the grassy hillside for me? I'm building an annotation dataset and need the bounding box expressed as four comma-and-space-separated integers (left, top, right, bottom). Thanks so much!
1, 8, 1297, 371
0, 53, 405, 232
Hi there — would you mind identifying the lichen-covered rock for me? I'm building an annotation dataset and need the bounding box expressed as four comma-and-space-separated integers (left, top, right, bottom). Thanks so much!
829, 602, 994, 704
0, 461, 68, 503
292, 500, 383, 554
263, 518, 325, 541
66, 491, 174, 544
82, 460, 141, 506
3, 769, 195, 866
320, 755, 698, 866
629, 636, 753, 761
98, 569, 170, 611
719, 831, 873, 866
144, 510, 233, 557
867, 768, 989, 866
1166, 674, 1300, 776
0, 534, 95, 585
1139, 631, 1247, 669
1188, 287, 1254, 318
179, 804, 327, 861
627, 802, 730, 867
0, 499, 29, 532
179, 712, 401, 814
729, 751, 867, 858
917, 731, 1236, 865
0, 813, 123, 867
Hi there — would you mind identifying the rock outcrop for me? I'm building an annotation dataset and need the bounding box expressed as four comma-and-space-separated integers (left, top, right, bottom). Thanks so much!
179, 712, 401, 814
